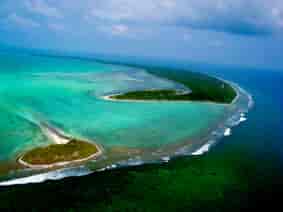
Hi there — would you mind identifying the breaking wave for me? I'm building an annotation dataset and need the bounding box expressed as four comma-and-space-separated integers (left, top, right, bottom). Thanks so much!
0, 76, 253, 186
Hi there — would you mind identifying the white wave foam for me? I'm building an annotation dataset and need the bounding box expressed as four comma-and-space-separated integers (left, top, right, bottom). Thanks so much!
0, 77, 254, 185
224, 128, 231, 136
103, 164, 118, 170
111, 164, 117, 169
0, 167, 91, 186
239, 117, 247, 122
117, 157, 144, 167
191, 143, 211, 155
161, 156, 170, 162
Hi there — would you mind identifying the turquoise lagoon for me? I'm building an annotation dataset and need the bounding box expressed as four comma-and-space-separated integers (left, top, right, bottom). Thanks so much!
0, 53, 251, 183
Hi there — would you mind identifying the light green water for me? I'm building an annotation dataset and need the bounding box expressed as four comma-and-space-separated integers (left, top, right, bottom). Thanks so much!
0, 53, 234, 178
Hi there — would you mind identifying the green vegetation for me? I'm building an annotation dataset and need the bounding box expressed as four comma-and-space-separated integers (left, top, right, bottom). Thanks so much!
112, 69, 237, 104
112, 89, 193, 101
21, 139, 99, 165
149, 69, 237, 103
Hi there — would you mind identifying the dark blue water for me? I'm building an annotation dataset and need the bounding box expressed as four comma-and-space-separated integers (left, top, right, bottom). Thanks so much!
200, 67, 283, 163
139, 56, 283, 160
115, 58, 283, 162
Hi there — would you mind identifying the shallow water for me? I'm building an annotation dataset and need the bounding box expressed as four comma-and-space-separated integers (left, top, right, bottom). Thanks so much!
0, 53, 251, 182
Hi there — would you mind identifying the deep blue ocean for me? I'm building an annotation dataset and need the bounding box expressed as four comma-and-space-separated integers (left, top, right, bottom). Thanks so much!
120, 57, 283, 162
201, 65, 283, 161
109, 57, 283, 160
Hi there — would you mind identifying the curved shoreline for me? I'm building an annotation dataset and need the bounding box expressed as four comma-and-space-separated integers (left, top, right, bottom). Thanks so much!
189, 82, 253, 157
101, 85, 239, 106
99, 70, 238, 105
18, 120, 104, 169
18, 141, 103, 169
1, 80, 251, 186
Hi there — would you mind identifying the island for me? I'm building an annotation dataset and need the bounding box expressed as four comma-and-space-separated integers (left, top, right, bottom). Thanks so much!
105, 69, 237, 104
17, 68, 236, 170
18, 122, 102, 169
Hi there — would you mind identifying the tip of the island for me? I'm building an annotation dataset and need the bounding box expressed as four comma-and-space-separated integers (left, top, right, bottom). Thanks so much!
18, 122, 102, 169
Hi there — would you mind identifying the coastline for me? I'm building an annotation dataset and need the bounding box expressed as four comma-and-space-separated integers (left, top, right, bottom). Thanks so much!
18, 142, 103, 169
101, 84, 239, 106
189, 82, 253, 157
0, 78, 252, 186
0, 53, 252, 186
18, 121, 104, 169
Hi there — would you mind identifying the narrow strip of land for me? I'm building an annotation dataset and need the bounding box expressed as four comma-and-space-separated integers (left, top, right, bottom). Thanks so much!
101, 70, 237, 104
